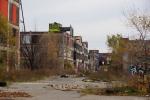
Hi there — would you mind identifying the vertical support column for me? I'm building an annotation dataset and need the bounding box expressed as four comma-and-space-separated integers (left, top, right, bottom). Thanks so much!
6, 0, 10, 72
16, 29, 20, 70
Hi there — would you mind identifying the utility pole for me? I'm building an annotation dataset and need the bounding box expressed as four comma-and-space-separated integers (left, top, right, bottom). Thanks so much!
20, 0, 26, 32
62, 32, 65, 70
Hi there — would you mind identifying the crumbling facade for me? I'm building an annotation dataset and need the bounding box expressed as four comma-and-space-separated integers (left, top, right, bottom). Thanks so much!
0, 0, 20, 69
89, 50, 99, 71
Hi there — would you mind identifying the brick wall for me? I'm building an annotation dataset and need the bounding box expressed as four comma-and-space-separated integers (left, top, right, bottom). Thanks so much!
0, 0, 8, 17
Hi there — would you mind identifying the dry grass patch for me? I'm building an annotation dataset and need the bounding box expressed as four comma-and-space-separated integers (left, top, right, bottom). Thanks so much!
0, 68, 60, 82
79, 87, 146, 96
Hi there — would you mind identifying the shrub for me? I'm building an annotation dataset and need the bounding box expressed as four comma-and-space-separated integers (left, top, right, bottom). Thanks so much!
85, 70, 126, 82
0, 68, 60, 82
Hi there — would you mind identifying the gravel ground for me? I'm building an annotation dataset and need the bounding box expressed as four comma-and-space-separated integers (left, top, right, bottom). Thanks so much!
0, 76, 149, 100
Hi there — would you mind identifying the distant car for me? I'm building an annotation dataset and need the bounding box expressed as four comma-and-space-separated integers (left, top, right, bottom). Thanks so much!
60, 74, 69, 78
0, 81, 7, 87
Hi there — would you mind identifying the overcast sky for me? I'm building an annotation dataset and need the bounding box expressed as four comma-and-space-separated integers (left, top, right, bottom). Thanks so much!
21, 0, 149, 52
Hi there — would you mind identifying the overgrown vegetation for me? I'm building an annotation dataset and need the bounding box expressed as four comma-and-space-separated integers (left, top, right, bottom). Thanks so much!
106, 13, 150, 93
0, 14, 9, 44
0, 14, 17, 73
83, 69, 127, 82
107, 34, 129, 72
0, 68, 61, 82
80, 87, 145, 96
81, 68, 150, 94
64, 61, 75, 75
21, 33, 62, 70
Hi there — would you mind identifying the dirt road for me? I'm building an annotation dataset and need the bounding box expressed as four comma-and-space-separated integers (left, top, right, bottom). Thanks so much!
0, 76, 149, 100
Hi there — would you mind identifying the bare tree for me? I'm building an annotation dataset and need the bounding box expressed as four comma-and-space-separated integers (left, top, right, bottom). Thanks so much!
128, 14, 150, 70
37, 33, 62, 69
21, 32, 62, 70
21, 33, 37, 70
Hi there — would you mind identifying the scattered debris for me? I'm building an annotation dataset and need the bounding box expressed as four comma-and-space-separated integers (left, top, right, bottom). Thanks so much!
82, 79, 94, 82
0, 91, 32, 98
49, 84, 85, 91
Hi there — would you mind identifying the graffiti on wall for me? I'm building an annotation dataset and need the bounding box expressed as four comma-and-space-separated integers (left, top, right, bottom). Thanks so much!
129, 65, 145, 76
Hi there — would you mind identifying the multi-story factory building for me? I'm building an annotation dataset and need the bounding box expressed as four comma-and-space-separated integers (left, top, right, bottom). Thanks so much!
0, 0, 20, 69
